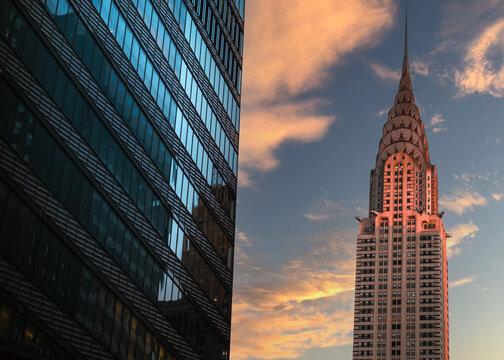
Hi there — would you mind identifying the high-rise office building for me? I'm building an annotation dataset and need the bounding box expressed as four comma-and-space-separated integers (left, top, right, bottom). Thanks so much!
0, 0, 243, 359
352, 21, 449, 360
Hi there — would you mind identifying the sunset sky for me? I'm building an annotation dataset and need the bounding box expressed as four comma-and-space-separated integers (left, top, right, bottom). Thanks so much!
231, 0, 504, 359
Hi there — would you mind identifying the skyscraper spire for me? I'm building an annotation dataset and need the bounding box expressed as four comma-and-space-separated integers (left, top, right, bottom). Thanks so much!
404, 10, 408, 59
400, 12, 412, 91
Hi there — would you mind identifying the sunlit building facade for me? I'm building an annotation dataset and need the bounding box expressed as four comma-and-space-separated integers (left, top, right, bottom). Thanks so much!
0, 0, 243, 359
352, 22, 449, 360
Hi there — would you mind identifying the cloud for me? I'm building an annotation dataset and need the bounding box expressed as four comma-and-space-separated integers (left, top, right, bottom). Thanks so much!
440, 0, 502, 40
449, 275, 476, 289
370, 58, 428, 83
236, 231, 252, 246
238, 169, 254, 188
447, 221, 479, 257
429, 113, 446, 127
492, 193, 504, 201
432, 0, 503, 58
305, 214, 334, 221
412, 58, 430, 76
230, 230, 356, 359
439, 190, 487, 215
453, 171, 494, 183
234, 231, 263, 273
240, 0, 397, 186
240, 101, 335, 173
376, 108, 389, 117
432, 127, 447, 133
370, 62, 400, 81
244, 0, 397, 100
454, 18, 504, 97
305, 199, 346, 221
426, 113, 447, 133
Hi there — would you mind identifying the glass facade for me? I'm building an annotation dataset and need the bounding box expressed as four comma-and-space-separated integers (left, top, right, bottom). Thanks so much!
0, 0, 243, 358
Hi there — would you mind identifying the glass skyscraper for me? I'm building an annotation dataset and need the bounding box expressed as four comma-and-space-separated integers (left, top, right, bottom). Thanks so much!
0, 0, 244, 359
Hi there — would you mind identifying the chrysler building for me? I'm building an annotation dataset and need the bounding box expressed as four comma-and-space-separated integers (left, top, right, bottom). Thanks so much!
352, 18, 449, 360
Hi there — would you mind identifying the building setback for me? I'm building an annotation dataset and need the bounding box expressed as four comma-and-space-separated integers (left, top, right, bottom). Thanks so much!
352, 20, 449, 360
0, 0, 244, 359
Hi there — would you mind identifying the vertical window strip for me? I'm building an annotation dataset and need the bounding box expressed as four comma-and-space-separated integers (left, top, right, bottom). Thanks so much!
132, 0, 239, 173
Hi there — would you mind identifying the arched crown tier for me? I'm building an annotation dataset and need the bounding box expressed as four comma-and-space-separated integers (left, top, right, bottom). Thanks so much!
374, 19, 430, 169
369, 16, 437, 215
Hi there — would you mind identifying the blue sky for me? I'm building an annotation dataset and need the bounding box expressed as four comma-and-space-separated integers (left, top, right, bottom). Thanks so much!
231, 1, 504, 359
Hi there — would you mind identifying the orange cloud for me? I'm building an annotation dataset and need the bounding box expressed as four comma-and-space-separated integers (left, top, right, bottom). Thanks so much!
239, 101, 334, 173
369, 62, 400, 81
447, 221, 479, 257
244, 0, 396, 100
455, 18, 504, 97
492, 193, 504, 201
439, 190, 487, 215
239, 0, 397, 185
449, 275, 476, 289
230, 230, 356, 359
